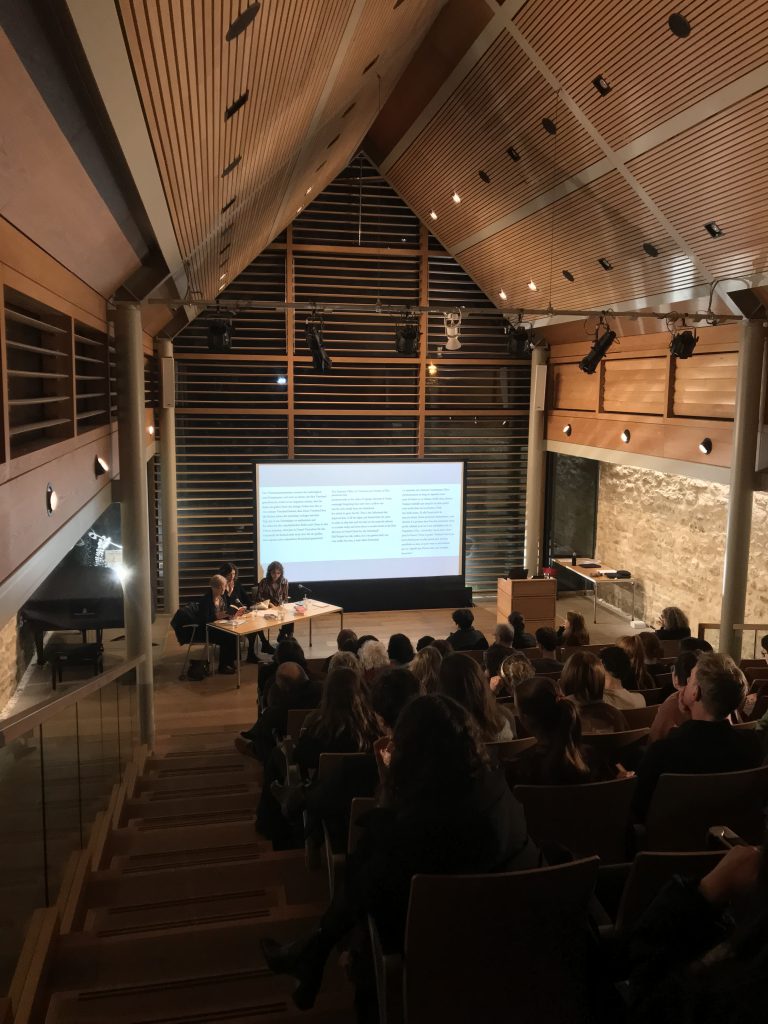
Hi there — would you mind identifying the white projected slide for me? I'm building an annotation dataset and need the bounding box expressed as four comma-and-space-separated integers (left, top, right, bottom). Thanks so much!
256, 462, 464, 582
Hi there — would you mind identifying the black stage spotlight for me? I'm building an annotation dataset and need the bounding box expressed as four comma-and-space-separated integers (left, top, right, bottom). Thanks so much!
579, 327, 616, 374
395, 317, 420, 355
306, 318, 332, 372
207, 318, 233, 353
669, 329, 698, 359
506, 322, 532, 358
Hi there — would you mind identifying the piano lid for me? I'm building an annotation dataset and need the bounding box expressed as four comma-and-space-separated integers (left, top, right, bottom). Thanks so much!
22, 564, 124, 628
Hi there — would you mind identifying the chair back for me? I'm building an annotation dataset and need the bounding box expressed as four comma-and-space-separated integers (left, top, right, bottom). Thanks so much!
514, 778, 637, 863
615, 850, 725, 933
583, 727, 650, 753
403, 858, 599, 1024
638, 686, 666, 705
644, 764, 768, 850
485, 737, 537, 764
744, 667, 768, 688
305, 656, 327, 681
660, 639, 683, 656
461, 648, 485, 663
621, 705, 660, 729
649, 672, 672, 690
348, 797, 376, 854
286, 708, 314, 739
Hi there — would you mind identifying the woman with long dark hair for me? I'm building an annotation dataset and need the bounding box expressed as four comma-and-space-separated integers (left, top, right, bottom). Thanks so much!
255, 560, 293, 654
218, 562, 258, 661
561, 650, 627, 733
618, 635, 655, 690
438, 652, 514, 740
294, 666, 380, 776
558, 610, 590, 647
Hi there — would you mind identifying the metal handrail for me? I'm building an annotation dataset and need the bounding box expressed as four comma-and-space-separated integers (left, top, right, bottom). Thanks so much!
698, 623, 768, 638
0, 656, 143, 748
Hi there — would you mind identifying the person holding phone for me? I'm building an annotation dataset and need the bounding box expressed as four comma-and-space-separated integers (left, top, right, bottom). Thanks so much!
255, 560, 293, 655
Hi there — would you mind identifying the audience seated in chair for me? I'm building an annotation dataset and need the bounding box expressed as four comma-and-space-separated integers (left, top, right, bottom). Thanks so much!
408, 644, 442, 695
237, 661, 320, 764
681, 636, 713, 654
370, 666, 421, 779
619, 635, 655, 689
446, 607, 488, 652
484, 640, 518, 691
649, 651, 697, 744
494, 652, 534, 700
600, 646, 647, 710
260, 694, 541, 1012
654, 605, 692, 642
438, 653, 515, 741
218, 561, 257, 662
557, 610, 590, 647
628, 839, 768, 1024
532, 627, 562, 673
358, 639, 389, 686
507, 610, 537, 650
638, 631, 668, 679
387, 633, 414, 666
258, 638, 309, 711
561, 650, 627, 733
633, 653, 764, 820
508, 676, 613, 786
197, 573, 240, 675
321, 629, 358, 673
415, 634, 434, 651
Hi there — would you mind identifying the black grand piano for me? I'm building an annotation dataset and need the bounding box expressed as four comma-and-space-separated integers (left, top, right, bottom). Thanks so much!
21, 564, 125, 664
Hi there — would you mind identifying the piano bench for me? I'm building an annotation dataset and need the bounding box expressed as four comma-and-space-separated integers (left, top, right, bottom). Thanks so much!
43, 642, 104, 689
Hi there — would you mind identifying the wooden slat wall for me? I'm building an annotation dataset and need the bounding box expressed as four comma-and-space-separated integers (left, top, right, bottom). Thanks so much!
603, 356, 667, 415
170, 153, 531, 601
673, 352, 738, 420
550, 363, 597, 412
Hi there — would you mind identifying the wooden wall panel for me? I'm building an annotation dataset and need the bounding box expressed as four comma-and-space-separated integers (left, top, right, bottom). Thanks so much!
603, 356, 666, 415
550, 363, 596, 412
673, 352, 738, 420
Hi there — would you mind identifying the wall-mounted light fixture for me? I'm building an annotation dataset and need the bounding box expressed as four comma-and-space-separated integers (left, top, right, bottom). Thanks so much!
563, 424, 572, 437
699, 437, 713, 455
620, 429, 631, 444
94, 456, 109, 476
46, 483, 58, 515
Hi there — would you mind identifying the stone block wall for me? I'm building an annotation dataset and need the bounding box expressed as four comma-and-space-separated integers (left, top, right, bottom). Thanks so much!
0, 615, 20, 712
595, 464, 768, 641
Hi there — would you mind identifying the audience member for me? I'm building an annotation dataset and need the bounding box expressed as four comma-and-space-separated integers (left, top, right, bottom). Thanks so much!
409, 644, 442, 695
761, 634, 768, 663
600, 646, 646, 710
358, 639, 389, 684
484, 641, 516, 687
387, 633, 415, 666
293, 667, 380, 778
447, 608, 489, 651
494, 622, 515, 647
561, 650, 627, 733
322, 630, 359, 673
198, 573, 239, 674
680, 636, 713, 654
261, 695, 540, 1010
237, 662, 320, 764
558, 610, 590, 647
355, 634, 379, 653
431, 638, 452, 658
507, 611, 537, 649
326, 650, 359, 674
416, 635, 434, 651
510, 676, 610, 785
258, 638, 309, 710
638, 631, 667, 679
254, 561, 293, 654
438, 653, 514, 740
634, 653, 763, 819
532, 628, 562, 673
629, 840, 768, 1024
370, 668, 421, 734
618, 635, 655, 689
655, 606, 691, 641
494, 652, 534, 700
648, 651, 697, 744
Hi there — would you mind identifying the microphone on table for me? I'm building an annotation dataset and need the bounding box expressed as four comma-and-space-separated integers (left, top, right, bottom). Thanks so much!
297, 584, 312, 602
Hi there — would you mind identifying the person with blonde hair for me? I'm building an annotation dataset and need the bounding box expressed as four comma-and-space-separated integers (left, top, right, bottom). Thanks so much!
409, 644, 442, 694
494, 652, 534, 699
198, 573, 240, 674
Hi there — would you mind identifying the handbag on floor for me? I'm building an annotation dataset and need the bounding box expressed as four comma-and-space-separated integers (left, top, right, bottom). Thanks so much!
187, 658, 211, 680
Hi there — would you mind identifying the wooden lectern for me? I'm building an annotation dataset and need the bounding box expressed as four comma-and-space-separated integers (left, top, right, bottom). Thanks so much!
497, 577, 557, 632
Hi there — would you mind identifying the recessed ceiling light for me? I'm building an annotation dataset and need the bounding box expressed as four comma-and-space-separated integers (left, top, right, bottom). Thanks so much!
226, 2, 260, 42
224, 91, 249, 121
221, 155, 242, 178
643, 242, 660, 257
499, 289, 507, 300
592, 75, 611, 96
305, 186, 312, 195
699, 437, 713, 455
428, 362, 437, 376
563, 424, 572, 437
218, 285, 224, 292
220, 273, 227, 280
276, 375, 287, 385
452, 191, 461, 204
620, 429, 631, 443
598, 258, 613, 271
429, 210, 438, 220
704, 221, 724, 238
297, 206, 303, 213
527, 280, 538, 291
542, 118, 557, 135
221, 196, 236, 214
363, 55, 379, 74
562, 270, 575, 282
478, 170, 491, 183
507, 146, 521, 161
668, 12, 691, 38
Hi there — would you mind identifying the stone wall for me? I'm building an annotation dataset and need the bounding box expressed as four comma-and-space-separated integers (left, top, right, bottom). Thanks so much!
595, 464, 768, 639
0, 615, 20, 711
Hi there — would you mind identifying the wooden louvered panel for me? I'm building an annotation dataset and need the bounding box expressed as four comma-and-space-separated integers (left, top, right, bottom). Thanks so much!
294, 417, 418, 459
426, 365, 530, 411
428, 253, 510, 356
627, 87, 768, 281
515, 0, 768, 150
388, 29, 602, 250
175, 361, 288, 410
457, 171, 703, 312
603, 357, 667, 415
672, 352, 738, 420
551, 363, 597, 412
295, 365, 419, 409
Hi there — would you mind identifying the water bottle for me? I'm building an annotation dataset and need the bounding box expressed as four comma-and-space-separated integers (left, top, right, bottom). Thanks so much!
571, 551, 577, 566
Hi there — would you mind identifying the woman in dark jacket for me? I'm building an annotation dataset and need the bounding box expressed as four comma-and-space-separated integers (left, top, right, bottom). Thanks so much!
261, 694, 540, 1010
255, 560, 293, 654
219, 562, 258, 661
198, 573, 239, 674
654, 606, 692, 642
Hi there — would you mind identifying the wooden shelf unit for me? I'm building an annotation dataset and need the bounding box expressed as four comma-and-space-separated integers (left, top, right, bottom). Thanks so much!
74, 322, 110, 430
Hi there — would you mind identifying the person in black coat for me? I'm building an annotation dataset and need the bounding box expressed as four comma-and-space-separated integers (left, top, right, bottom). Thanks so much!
628, 840, 768, 1024
654, 606, 692, 642
219, 561, 258, 663
447, 607, 488, 651
237, 661, 320, 765
532, 627, 563, 673
198, 574, 239, 674
260, 694, 540, 1011
633, 653, 764, 820
508, 610, 537, 649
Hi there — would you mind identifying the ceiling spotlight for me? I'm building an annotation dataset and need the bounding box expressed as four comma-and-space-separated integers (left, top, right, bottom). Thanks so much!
443, 311, 462, 350
579, 326, 616, 374
563, 424, 572, 437
306, 318, 332, 372
592, 74, 611, 96
643, 242, 659, 257
620, 429, 631, 444
699, 437, 713, 455
207, 319, 233, 353
668, 12, 691, 37
219, 273, 227, 280
305, 186, 312, 195
94, 456, 109, 476
478, 170, 491, 183
224, 90, 249, 121
297, 206, 303, 214
598, 257, 613, 271
46, 483, 58, 515
452, 191, 461, 204
395, 317, 420, 356
147, 424, 155, 436
221, 155, 242, 177
226, 2, 260, 41
507, 146, 521, 161
542, 118, 557, 135
428, 362, 437, 376
670, 328, 698, 358
429, 210, 438, 220
506, 321, 532, 358
499, 289, 507, 300
276, 375, 287, 385
704, 221, 724, 238
562, 270, 575, 282
527, 280, 538, 291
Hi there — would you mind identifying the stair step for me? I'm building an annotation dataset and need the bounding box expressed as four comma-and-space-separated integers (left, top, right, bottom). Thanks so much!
136, 768, 252, 795
108, 818, 267, 864
145, 749, 246, 773
83, 885, 285, 937
123, 790, 256, 825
